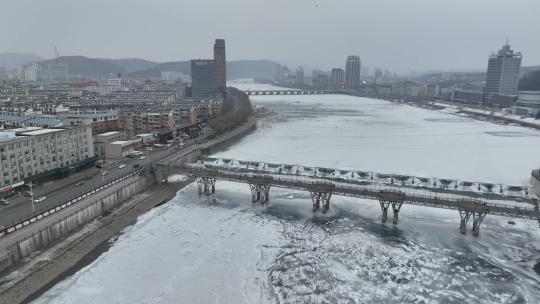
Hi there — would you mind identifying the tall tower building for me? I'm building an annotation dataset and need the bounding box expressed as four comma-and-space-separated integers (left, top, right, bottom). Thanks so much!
191, 59, 217, 98
330, 68, 345, 88
213, 39, 226, 95
483, 41, 522, 101
345, 55, 361, 90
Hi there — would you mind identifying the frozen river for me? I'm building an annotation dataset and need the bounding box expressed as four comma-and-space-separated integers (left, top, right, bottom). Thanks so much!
34, 85, 540, 303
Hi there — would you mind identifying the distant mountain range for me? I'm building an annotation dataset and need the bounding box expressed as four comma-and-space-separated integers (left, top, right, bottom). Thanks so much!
128, 59, 280, 80
0, 53, 44, 68
33, 55, 280, 80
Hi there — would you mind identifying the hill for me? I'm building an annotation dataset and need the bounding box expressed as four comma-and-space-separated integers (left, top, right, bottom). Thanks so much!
100, 58, 159, 73
39, 56, 127, 77
0, 53, 44, 68
129, 61, 191, 78
130, 59, 280, 80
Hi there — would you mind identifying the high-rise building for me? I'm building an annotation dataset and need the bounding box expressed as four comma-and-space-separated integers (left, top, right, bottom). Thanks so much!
214, 39, 226, 95
295, 67, 304, 85
374, 68, 383, 81
330, 68, 345, 88
191, 59, 217, 98
345, 56, 361, 89
483, 41, 522, 101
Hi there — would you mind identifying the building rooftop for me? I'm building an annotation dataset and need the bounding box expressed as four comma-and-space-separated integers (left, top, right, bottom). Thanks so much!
20, 128, 65, 136
110, 140, 134, 145
96, 131, 121, 137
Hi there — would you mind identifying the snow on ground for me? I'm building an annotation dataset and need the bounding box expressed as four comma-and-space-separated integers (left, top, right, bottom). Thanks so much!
166, 174, 188, 182
33, 89, 540, 303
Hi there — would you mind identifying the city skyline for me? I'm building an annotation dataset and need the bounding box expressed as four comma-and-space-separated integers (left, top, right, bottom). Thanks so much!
1, 0, 540, 73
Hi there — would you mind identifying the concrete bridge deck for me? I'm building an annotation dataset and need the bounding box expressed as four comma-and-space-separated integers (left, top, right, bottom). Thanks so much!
153, 160, 540, 236
244, 89, 332, 96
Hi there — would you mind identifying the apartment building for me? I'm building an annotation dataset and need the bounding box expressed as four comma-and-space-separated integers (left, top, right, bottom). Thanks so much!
0, 125, 95, 195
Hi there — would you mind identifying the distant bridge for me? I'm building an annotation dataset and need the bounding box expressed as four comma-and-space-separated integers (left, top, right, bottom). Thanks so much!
244, 90, 332, 96
154, 157, 540, 236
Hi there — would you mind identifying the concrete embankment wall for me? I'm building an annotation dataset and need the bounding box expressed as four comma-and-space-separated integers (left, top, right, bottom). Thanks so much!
460, 109, 540, 130
531, 170, 540, 198
0, 175, 154, 273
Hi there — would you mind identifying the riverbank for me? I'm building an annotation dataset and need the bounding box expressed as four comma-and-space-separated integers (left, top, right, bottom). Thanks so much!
0, 112, 258, 303
0, 180, 191, 304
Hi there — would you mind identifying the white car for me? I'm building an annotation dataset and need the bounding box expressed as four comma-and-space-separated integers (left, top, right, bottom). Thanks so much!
34, 196, 47, 203
139, 156, 146, 160
118, 164, 126, 169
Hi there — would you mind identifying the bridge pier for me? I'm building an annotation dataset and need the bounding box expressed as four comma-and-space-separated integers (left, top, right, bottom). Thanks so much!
471, 211, 488, 236
459, 210, 471, 234
379, 201, 390, 223
378, 191, 406, 224
197, 177, 216, 196
249, 184, 270, 204
458, 203, 488, 236
391, 202, 403, 225
310, 191, 332, 213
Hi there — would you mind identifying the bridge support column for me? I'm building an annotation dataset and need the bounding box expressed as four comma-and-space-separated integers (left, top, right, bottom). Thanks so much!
310, 191, 332, 213
391, 202, 403, 225
471, 211, 488, 236
458, 210, 471, 234
379, 201, 390, 223
196, 177, 216, 196
249, 184, 271, 204
378, 192, 406, 224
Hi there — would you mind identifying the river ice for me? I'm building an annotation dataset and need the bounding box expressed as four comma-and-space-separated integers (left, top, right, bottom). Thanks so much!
33, 86, 540, 303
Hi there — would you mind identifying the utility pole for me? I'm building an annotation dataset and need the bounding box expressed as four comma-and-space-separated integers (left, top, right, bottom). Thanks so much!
29, 183, 35, 214
101, 158, 105, 183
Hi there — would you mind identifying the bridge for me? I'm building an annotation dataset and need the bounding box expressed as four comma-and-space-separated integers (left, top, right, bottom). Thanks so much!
153, 157, 540, 236
244, 89, 332, 96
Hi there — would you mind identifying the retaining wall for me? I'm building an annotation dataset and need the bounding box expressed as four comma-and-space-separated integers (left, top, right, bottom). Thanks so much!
0, 175, 154, 273
532, 170, 540, 198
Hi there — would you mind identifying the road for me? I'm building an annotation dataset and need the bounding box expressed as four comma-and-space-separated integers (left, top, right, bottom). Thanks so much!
0, 139, 197, 229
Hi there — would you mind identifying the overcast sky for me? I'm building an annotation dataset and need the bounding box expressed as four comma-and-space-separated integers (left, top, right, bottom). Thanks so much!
1, 0, 539, 73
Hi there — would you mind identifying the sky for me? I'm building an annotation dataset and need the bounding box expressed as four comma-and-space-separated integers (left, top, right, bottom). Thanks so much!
1, 0, 539, 73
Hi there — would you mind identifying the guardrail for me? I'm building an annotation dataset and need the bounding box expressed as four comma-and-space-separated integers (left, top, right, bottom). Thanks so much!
0, 169, 143, 239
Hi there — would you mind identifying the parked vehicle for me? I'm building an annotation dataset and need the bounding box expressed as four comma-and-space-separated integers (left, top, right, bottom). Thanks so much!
0, 199, 9, 205
139, 156, 146, 160
101, 171, 109, 176
118, 164, 126, 169
133, 164, 140, 168
75, 181, 85, 187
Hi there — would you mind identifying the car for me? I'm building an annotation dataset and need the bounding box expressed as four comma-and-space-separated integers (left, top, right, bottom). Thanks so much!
118, 164, 126, 169
145, 147, 153, 151
34, 196, 47, 203
74, 181, 85, 187
0, 198, 9, 205
101, 171, 109, 176
133, 164, 140, 168
139, 156, 146, 160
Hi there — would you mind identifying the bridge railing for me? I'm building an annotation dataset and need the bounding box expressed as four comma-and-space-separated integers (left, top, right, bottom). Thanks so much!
195, 158, 536, 201
172, 166, 540, 218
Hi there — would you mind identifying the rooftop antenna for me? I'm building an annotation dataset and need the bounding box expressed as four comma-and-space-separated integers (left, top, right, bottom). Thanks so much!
505, 37, 509, 46
54, 46, 60, 58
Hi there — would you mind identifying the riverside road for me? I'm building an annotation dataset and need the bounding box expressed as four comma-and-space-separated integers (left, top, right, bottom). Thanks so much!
0, 139, 197, 229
